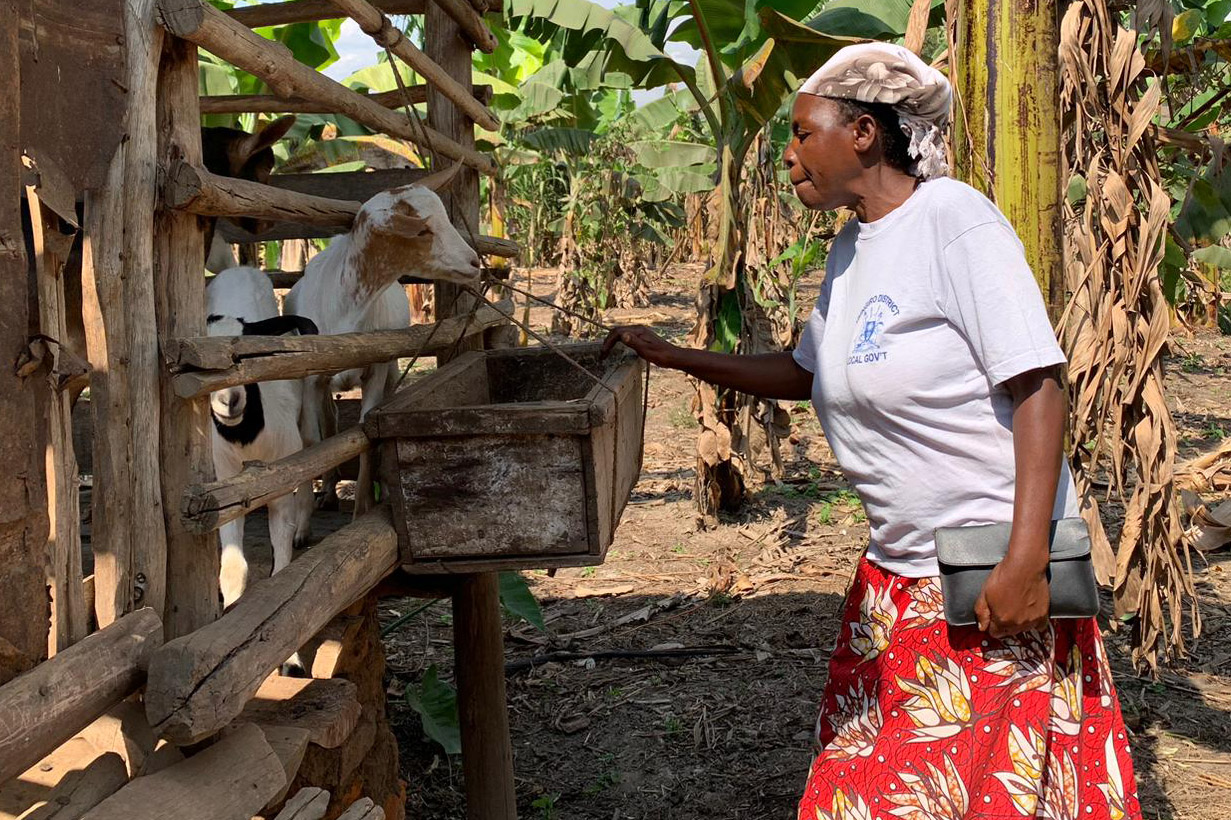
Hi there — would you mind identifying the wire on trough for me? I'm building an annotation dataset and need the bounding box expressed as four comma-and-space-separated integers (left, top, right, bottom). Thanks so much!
467, 287, 617, 396
492, 277, 615, 336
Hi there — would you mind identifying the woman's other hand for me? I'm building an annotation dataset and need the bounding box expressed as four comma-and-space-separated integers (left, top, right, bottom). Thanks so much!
602, 325, 680, 367
974, 553, 1050, 638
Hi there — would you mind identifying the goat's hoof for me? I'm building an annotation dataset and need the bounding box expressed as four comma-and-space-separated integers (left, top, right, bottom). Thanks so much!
293, 533, 312, 551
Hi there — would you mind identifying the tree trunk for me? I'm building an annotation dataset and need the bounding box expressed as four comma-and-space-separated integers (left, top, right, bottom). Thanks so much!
949, 0, 1064, 317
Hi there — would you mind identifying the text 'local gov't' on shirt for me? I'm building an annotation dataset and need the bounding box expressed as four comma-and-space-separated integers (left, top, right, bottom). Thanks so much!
792, 177, 1080, 578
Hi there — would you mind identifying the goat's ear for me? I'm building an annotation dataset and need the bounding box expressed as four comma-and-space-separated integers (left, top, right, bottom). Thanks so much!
414, 162, 463, 194
235, 115, 298, 166
241, 315, 319, 336
386, 212, 431, 237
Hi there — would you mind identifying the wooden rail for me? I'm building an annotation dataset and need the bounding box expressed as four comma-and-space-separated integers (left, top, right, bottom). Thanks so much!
168, 298, 512, 397
168, 161, 358, 227
224, 0, 504, 27
157, 0, 496, 175
326, 0, 500, 129
0, 609, 162, 784
199, 85, 492, 114
181, 427, 370, 534
169, 164, 519, 257
144, 510, 399, 745
426, 0, 497, 53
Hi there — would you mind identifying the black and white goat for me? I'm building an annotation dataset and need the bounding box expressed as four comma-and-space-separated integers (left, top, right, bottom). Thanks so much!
285, 164, 482, 521
205, 266, 318, 609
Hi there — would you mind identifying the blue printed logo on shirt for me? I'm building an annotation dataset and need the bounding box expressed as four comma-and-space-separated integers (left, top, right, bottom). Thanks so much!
849, 295, 900, 364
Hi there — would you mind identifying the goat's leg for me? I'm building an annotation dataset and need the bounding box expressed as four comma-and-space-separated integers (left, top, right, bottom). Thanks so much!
292, 480, 314, 550
319, 387, 342, 511
268, 493, 308, 676
353, 366, 389, 517
219, 516, 247, 609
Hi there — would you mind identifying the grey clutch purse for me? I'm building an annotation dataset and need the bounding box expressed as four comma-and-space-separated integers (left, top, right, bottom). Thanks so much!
934, 518, 1099, 627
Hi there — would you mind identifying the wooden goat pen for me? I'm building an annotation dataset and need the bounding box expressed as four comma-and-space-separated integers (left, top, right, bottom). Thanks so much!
0, 0, 535, 817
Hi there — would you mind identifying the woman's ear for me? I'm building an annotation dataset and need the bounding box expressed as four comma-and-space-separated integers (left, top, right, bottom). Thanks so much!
851, 112, 881, 154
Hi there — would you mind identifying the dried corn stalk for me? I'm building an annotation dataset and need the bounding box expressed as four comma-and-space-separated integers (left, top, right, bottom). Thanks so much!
1059, 0, 1198, 668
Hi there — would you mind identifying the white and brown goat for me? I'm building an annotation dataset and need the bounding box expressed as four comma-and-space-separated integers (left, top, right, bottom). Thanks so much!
285, 164, 481, 524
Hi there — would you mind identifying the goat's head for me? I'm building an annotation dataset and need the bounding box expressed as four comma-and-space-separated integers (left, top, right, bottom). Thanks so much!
350, 164, 482, 298
201, 116, 298, 238
205, 313, 318, 443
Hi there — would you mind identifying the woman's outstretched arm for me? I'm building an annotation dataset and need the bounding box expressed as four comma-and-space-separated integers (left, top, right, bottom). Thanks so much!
602, 325, 813, 401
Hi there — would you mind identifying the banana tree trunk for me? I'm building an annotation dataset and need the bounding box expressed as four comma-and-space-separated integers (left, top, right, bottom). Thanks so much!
950, 0, 1064, 317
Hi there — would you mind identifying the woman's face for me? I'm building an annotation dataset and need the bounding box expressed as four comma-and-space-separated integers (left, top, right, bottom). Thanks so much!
783, 94, 867, 211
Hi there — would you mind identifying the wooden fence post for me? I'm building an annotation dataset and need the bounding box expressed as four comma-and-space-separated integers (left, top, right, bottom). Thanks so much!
426, 5, 517, 818
154, 34, 218, 638
123, 0, 171, 619
0, 0, 50, 682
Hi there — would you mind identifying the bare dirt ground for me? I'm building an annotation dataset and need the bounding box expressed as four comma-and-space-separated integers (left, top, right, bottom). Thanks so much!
181, 267, 1230, 820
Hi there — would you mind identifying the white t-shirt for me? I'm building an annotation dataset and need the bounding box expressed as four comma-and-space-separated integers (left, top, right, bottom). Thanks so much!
792, 177, 1079, 578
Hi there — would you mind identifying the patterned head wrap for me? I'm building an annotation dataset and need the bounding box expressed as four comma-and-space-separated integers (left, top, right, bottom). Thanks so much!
799, 43, 952, 180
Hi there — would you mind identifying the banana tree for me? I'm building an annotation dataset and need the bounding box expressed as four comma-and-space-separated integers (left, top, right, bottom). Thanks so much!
505, 0, 936, 523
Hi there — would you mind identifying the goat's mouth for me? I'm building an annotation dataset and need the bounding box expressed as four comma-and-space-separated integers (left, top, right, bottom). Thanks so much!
212, 410, 244, 426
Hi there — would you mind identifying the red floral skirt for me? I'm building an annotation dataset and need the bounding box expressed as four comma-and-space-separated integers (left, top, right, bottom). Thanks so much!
798, 559, 1142, 820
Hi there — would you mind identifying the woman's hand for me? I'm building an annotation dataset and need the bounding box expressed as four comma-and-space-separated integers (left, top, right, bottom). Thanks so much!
974, 552, 1050, 638
602, 325, 680, 367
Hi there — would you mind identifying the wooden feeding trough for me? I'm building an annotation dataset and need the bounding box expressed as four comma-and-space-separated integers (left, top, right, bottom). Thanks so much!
365, 343, 646, 572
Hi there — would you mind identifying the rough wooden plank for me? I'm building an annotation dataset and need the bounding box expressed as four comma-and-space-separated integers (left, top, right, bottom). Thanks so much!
336, 797, 383, 820
17, 0, 127, 193
258, 725, 311, 809
584, 358, 644, 551
199, 86, 493, 114
167, 162, 359, 227
167, 300, 512, 397
0, 609, 162, 785
155, 36, 219, 639
0, 737, 128, 820
398, 553, 601, 575
452, 574, 515, 820
81, 723, 284, 820
182, 428, 370, 535
122, 0, 170, 622
81, 151, 137, 629
239, 677, 361, 750
270, 788, 329, 820
326, 0, 499, 129
144, 511, 398, 745
0, 0, 49, 685
158, 0, 495, 174
366, 351, 488, 424
24, 174, 88, 654
370, 403, 593, 439
394, 435, 588, 561
288, 710, 375, 799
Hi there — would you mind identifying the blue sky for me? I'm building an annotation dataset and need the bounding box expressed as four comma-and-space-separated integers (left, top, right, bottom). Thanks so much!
322, 0, 700, 104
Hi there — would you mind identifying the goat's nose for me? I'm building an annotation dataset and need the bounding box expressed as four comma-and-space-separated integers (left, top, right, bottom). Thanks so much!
227, 392, 242, 410
469, 257, 482, 272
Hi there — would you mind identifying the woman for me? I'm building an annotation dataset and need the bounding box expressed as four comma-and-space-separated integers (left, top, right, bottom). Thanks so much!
604, 43, 1142, 819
